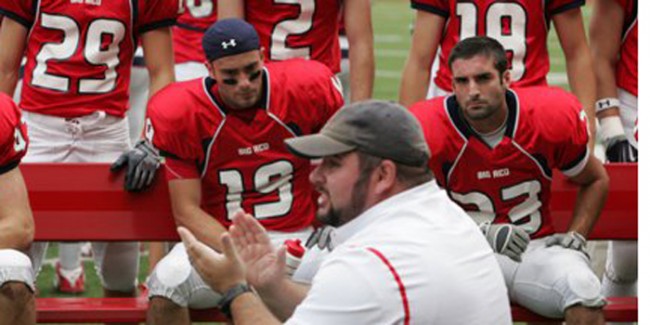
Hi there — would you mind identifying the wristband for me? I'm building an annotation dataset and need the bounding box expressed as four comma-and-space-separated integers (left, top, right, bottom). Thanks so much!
599, 116, 625, 144
595, 98, 620, 114
218, 283, 253, 319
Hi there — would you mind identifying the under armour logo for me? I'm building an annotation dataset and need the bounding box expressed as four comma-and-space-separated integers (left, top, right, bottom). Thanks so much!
597, 100, 611, 110
222, 39, 237, 49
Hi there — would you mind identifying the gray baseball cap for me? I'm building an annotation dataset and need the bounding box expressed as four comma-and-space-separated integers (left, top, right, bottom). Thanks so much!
285, 100, 431, 167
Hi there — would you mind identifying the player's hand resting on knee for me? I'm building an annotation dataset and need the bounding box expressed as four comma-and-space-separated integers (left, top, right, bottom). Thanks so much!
110, 140, 160, 192
544, 231, 588, 257
480, 222, 530, 262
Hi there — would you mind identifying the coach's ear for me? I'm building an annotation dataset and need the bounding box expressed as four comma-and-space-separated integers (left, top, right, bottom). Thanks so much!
372, 159, 398, 197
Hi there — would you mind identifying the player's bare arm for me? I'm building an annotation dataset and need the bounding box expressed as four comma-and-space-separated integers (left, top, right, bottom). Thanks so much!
0, 167, 33, 251
217, 0, 245, 19
553, 8, 597, 150
142, 27, 176, 96
0, 18, 27, 96
344, 0, 374, 102
169, 178, 228, 252
399, 11, 444, 107
589, 0, 624, 121
566, 155, 609, 238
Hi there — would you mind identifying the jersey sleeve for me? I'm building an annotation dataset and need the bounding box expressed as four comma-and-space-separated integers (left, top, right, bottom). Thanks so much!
280, 60, 344, 134
409, 99, 448, 187
539, 90, 589, 177
547, 0, 585, 16
137, 0, 180, 34
0, 0, 35, 28
410, 0, 449, 18
0, 95, 28, 174
146, 88, 203, 179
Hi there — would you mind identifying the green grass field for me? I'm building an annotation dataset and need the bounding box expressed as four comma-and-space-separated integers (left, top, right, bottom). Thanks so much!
35, 1, 592, 323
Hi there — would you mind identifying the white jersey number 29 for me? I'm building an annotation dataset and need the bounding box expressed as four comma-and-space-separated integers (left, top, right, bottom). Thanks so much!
270, 0, 315, 60
456, 2, 527, 81
32, 13, 126, 94
219, 161, 295, 220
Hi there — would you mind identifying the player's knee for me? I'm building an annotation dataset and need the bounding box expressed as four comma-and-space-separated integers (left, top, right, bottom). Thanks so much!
561, 269, 605, 310
0, 249, 34, 291
0, 282, 34, 305
146, 256, 193, 306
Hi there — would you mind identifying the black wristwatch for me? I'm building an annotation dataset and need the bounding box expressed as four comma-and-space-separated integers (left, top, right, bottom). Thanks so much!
218, 283, 253, 319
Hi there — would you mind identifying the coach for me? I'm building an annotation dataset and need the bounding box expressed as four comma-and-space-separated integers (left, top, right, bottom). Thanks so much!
178, 100, 512, 324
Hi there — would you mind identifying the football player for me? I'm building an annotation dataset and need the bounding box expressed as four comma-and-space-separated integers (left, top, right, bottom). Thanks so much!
401, 0, 597, 148
174, 0, 218, 81
0, 93, 34, 324
410, 37, 608, 324
144, 19, 344, 324
590, 0, 638, 306
0, 0, 178, 297
218, 0, 374, 102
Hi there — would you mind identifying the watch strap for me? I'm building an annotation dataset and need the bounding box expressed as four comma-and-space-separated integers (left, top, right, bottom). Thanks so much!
218, 283, 253, 319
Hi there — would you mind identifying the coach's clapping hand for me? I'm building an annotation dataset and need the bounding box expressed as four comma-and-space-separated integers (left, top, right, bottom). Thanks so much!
229, 210, 287, 292
178, 227, 247, 294
110, 140, 161, 192
480, 222, 530, 262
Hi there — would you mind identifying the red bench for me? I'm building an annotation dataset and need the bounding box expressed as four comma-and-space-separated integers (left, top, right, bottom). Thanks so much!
23, 163, 637, 323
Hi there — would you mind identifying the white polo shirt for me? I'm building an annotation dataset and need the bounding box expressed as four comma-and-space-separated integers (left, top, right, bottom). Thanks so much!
285, 181, 512, 325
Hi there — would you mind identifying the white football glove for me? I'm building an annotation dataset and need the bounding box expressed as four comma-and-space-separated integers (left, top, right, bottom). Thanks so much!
544, 231, 588, 257
479, 222, 530, 262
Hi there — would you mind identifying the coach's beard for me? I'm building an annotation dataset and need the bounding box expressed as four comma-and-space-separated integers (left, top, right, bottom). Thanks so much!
317, 175, 371, 228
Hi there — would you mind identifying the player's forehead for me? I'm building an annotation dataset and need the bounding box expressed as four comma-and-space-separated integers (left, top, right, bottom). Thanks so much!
213, 50, 262, 72
451, 54, 498, 77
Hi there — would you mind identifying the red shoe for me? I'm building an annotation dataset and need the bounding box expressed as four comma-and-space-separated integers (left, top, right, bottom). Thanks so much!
54, 262, 85, 293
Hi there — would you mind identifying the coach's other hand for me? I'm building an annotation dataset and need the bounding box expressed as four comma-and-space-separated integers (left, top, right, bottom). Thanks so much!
110, 140, 161, 192
480, 222, 530, 262
178, 227, 247, 294
545, 231, 589, 257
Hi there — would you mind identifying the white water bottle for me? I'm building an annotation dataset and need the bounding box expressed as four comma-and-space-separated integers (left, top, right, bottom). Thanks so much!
284, 239, 305, 276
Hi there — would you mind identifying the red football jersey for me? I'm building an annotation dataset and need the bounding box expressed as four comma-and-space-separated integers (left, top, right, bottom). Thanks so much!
244, 0, 342, 73
146, 59, 343, 231
615, 0, 637, 96
410, 87, 589, 238
0, 0, 179, 118
173, 0, 217, 64
410, 0, 584, 92
0, 93, 28, 174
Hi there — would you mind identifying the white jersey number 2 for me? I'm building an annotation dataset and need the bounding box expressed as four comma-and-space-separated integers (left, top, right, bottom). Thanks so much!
456, 2, 527, 81
450, 180, 542, 234
32, 13, 126, 94
270, 0, 315, 60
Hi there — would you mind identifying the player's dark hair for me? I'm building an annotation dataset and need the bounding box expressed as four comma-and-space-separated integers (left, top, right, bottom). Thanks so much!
448, 36, 508, 76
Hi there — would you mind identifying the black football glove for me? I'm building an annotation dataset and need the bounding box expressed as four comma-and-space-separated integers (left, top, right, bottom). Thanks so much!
606, 136, 637, 163
110, 140, 161, 192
